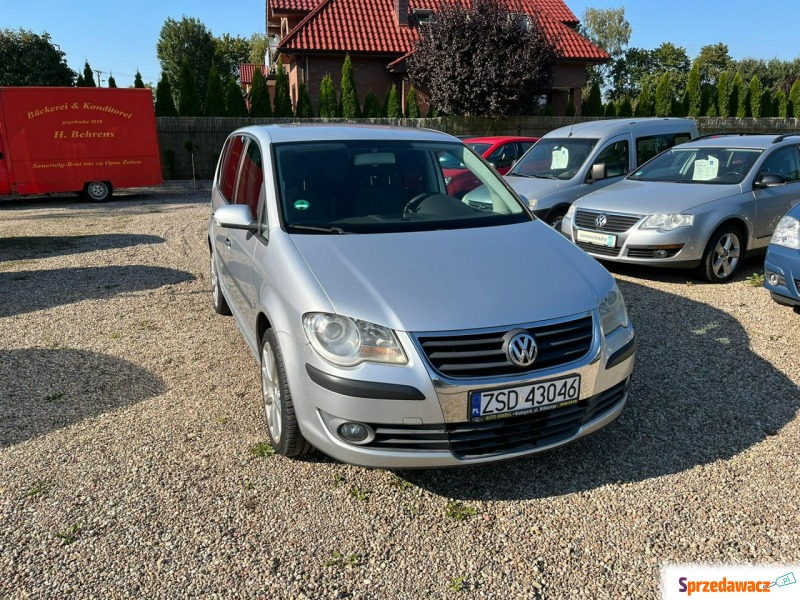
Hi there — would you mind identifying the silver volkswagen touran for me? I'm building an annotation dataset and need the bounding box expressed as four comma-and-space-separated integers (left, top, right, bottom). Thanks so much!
208, 124, 635, 468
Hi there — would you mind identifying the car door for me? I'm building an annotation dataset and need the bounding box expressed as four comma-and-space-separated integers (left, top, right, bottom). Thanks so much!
752, 145, 800, 244
225, 137, 265, 333
214, 134, 246, 310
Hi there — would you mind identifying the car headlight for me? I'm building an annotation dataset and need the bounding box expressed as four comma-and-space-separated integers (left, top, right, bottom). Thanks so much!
640, 214, 694, 231
303, 313, 407, 367
771, 215, 800, 249
566, 204, 577, 219
599, 283, 629, 336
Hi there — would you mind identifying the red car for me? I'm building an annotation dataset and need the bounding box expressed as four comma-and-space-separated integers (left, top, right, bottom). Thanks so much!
442, 136, 539, 198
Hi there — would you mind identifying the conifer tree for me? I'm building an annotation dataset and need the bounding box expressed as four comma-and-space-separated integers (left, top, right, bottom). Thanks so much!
83, 61, 96, 87
634, 85, 653, 117
225, 77, 248, 117
687, 62, 701, 117
717, 72, 730, 117
604, 101, 616, 117
107, 74, 117, 88
617, 97, 633, 117
134, 70, 145, 88
730, 72, 745, 118
340, 54, 361, 118
759, 89, 772, 118
790, 80, 800, 118
565, 99, 576, 117
319, 74, 338, 118
747, 76, 762, 118
654, 73, 672, 117
177, 58, 202, 116
362, 91, 382, 118
405, 85, 420, 118
386, 84, 402, 118
382, 87, 392, 117
155, 73, 178, 117
584, 81, 603, 116
774, 89, 788, 118
76, 74, 85, 87
204, 65, 226, 117
249, 67, 273, 118
273, 62, 293, 117
295, 82, 314, 117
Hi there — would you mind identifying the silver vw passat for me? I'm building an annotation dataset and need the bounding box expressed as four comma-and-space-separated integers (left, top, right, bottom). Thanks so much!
208, 125, 635, 468
561, 134, 800, 282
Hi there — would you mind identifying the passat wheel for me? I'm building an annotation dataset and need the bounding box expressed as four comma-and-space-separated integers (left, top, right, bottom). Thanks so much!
84, 181, 112, 201
700, 226, 743, 283
260, 328, 311, 457
210, 250, 231, 315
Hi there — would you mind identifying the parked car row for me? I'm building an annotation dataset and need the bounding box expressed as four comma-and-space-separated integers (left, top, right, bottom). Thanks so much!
207, 120, 799, 469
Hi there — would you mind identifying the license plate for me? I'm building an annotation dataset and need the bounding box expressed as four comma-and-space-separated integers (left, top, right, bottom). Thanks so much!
576, 229, 617, 247
469, 375, 581, 422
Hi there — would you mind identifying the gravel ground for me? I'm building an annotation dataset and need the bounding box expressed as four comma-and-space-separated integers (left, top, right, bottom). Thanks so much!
1, 190, 799, 599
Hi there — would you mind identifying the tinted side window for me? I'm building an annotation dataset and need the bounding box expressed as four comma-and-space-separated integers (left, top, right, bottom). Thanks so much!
636, 133, 693, 167
487, 143, 517, 168
760, 146, 800, 182
234, 138, 264, 218
219, 135, 246, 203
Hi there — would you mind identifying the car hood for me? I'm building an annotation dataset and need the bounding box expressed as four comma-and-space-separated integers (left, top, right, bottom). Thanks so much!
576, 179, 741, 214
503, 174, 570, 199
290, 222, 608, 333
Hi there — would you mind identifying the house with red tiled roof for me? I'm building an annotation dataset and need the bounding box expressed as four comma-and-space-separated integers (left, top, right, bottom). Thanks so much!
266, 0, 609, 116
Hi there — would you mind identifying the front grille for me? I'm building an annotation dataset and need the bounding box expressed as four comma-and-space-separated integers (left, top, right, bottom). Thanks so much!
794, 279, 800, 291
626, 246, 683, 259
416, 315, 593, 378
575, 210, 641, 233
576, 241, 621, 257
363, 379, 629, 459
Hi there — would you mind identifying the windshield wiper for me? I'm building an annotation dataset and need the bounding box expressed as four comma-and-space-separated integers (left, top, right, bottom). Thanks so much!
288, 224, 353, 234
507, 172, 533, 178
532, 174, 559, 180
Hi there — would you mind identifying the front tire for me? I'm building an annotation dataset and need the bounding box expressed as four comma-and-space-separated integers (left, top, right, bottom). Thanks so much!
700, 226, 743, 283
83, 181, 112, 201
545, 208, 567, 229
210, 250, 231, 315
261, 329, 311, 457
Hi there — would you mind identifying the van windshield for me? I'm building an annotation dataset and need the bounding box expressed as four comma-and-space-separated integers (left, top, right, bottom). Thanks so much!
508, 138, 598, 180
275, 140, 529, 234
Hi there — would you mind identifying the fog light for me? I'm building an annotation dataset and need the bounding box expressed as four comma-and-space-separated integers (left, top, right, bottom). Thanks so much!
769, 273, 780, 286
338, 422, 370, 443
653, 249, 668, 258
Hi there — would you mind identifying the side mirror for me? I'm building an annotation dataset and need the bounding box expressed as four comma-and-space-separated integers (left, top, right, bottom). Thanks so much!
589, 163, 607, 182
213, 204, 258, 232
754, 173, 786, 189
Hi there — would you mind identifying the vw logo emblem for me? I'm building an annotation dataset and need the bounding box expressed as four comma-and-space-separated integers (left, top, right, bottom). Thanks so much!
503, 330, 538, 368
595, 214, 608, 228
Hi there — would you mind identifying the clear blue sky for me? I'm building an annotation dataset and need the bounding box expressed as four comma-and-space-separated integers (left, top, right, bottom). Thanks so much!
3, 0, 798, 88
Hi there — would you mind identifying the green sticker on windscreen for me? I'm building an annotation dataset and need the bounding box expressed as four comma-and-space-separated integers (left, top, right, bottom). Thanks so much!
294, 199, 310, 211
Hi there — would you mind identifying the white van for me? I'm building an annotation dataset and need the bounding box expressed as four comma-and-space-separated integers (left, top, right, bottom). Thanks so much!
465, 118, 698, 228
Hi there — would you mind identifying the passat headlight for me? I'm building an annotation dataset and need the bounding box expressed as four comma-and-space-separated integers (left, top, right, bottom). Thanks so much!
771, 215, 800, 249
599, 283, 629, 336
641, 213, 694, 231
303, 313, 407, 367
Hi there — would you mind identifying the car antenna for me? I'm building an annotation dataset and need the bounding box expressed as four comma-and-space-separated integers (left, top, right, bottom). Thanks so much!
568, 102, 578, 137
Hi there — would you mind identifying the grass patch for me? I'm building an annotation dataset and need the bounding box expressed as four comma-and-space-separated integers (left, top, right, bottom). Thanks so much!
45, 392, 65, 403
27, 480, 52, 497
745, 272, 765, 287
446, 501, 477, 521
249, 442, 275, 457
54, 523, 82, 546
348, 486, 369, 502
324, 550, 361, 569
389, 473, 414, 491
448, 576, 466, 592
109, 332, 122, 340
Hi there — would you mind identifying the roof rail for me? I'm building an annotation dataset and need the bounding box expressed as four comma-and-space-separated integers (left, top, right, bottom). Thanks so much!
692, 132, 759, 141
772, 133, 800, 143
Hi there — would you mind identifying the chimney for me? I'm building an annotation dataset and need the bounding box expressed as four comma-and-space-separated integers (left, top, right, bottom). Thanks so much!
395, 0, 409, 27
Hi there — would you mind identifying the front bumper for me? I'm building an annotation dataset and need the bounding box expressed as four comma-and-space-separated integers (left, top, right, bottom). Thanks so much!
562, 212, 705, 268
278, 314, 635, 468
764, 244, 800, 306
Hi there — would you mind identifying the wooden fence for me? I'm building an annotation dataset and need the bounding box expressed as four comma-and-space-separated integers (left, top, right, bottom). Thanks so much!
156, 116, 800, 180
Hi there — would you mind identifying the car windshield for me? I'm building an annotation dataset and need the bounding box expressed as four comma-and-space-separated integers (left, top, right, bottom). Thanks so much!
467, 142, 492, 155
275, 140, 529, 234
508, 138, 598, 179
629, 147, 763, 184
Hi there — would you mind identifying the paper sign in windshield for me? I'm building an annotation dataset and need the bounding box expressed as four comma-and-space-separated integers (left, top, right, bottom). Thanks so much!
551, 147, 569, 170
693, 156, 719, 180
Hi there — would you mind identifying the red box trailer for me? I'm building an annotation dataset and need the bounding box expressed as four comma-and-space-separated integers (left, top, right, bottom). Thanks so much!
0, 87, 162, 201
